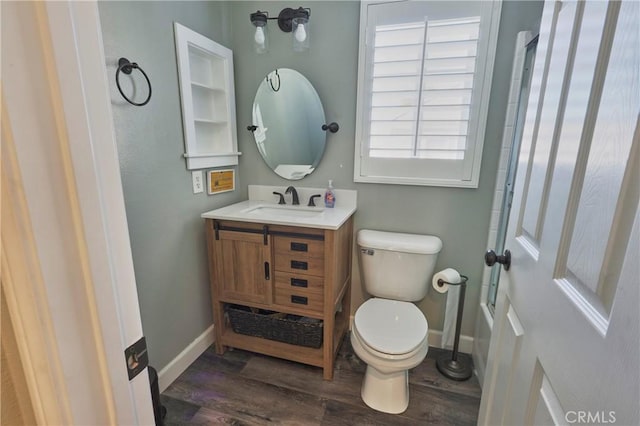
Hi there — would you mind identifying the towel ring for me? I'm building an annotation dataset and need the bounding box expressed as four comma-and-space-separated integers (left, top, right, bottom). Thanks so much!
116, 57, 152, 106
267, 69, 281, 92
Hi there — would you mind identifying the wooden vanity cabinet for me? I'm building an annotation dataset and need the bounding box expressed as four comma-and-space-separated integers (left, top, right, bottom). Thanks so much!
205, 217, 353, 380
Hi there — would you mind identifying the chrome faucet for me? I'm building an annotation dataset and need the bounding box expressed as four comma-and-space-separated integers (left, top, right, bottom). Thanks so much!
285, 186, 299, 205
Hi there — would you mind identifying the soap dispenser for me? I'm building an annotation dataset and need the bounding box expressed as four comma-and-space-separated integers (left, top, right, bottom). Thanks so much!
324, 180, 336, 208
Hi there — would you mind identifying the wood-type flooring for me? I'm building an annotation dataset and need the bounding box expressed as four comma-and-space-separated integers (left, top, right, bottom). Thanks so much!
161, 335, 482, 425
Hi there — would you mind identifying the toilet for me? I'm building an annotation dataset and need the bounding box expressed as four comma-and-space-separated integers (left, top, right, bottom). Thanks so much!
351, 229, 442, 414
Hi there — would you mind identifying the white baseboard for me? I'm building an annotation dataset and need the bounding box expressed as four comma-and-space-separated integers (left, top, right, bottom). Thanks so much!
472, 303, 494, 388
348, 315, 474, 354
427, 329, 474, 354
157, 325, 215, 392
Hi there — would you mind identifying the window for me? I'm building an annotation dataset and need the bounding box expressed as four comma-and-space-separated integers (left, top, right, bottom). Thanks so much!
354, 1, 502, 187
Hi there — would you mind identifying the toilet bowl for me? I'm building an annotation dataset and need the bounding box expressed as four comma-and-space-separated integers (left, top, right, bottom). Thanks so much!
351, 298, 429, 414
353, 229, 442, 414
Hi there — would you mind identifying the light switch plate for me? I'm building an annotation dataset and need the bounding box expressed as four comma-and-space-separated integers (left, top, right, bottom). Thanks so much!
192, 171, 204, 194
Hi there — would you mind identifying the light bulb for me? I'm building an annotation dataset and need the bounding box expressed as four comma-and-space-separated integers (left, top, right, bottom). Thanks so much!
254, 26, 265, 46
294, 23, 307, 43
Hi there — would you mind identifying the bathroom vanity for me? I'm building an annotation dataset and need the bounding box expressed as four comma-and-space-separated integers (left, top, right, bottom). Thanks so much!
202, 186, 356, 380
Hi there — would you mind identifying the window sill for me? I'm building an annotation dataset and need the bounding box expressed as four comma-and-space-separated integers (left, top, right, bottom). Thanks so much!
353, 174, 479, 188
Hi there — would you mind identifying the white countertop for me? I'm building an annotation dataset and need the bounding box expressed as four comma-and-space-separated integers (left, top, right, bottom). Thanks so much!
201, 185, 357, 230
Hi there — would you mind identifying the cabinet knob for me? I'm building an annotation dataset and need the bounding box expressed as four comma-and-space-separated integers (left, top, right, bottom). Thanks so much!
291, 242, 308, 252
291, 278, 308, 288
291, 295, 308, 305
291, 260, 308, 270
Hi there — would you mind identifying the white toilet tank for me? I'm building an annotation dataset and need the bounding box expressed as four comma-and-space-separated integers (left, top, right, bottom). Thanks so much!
357, 229, 442, 302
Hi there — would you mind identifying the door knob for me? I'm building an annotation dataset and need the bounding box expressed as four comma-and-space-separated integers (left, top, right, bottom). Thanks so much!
485, 249, 511, 271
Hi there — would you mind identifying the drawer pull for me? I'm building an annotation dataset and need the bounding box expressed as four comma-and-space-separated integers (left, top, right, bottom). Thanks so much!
290, 242, 308, 252
291, 278, 308, 288
291, 295, 308, 305
291, 260, 308, 270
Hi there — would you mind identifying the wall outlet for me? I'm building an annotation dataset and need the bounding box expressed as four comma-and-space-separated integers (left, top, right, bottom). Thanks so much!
192, 171, 204, 194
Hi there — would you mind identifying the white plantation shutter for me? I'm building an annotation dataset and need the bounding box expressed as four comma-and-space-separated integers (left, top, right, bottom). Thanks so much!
355, 1, 502, 187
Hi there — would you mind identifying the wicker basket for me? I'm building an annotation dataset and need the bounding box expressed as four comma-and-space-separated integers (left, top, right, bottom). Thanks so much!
226, 304, 323, 349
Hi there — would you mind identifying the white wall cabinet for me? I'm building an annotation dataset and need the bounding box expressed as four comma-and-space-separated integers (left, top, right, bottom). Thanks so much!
174, 23, 240, 170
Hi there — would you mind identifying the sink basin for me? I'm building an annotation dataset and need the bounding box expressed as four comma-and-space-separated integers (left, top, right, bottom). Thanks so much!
244, 205, 324, 219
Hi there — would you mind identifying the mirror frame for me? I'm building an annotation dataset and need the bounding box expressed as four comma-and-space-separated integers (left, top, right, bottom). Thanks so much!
250, 68, 328, 180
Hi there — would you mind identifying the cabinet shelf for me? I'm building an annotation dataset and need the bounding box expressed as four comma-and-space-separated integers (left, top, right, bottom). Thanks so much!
182, 152, 240, 169
194, 118, 227, 125
218, 297, 325, 320
191, 81, 224, 91
183, 152, 241, 158
220, 328, 324, 367
175, 23, 239, 170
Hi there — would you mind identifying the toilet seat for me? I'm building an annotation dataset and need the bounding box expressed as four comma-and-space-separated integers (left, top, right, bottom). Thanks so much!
354, 298, 428, 355
352, 323, 428, 363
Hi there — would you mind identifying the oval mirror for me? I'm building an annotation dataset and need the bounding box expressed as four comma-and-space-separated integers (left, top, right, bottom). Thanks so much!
251, 69, 327, 180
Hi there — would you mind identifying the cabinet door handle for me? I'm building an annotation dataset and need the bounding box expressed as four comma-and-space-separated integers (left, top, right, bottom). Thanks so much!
291, 295, 308, 305
264, 262, 270, 280
290, 242, 308, 252
291, 278, 308, 288
291, 260, 308, 270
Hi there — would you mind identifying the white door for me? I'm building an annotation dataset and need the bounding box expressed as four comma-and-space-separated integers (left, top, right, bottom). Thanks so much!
2, 1, 154, 424
478, 1, 639, 425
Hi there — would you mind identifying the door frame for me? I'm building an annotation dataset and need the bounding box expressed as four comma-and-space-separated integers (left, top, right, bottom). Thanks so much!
472, 30, 538, 386
2, 1, 154, 423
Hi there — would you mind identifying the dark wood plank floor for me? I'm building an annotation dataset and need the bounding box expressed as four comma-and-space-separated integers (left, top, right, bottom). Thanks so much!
161, 335, 481, 425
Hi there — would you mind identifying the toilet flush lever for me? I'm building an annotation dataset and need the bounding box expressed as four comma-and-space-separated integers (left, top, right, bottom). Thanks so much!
361, 248, 374, 256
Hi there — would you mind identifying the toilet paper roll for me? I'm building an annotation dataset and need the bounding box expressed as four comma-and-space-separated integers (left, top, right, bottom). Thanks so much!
432, 268, 462, 349
432, 268, 461, 293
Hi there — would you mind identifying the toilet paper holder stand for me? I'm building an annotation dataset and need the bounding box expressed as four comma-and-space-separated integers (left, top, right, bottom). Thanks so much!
435, 275, 473, 381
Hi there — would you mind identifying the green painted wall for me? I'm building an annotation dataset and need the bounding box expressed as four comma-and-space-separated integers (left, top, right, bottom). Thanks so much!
230, 1, 543, 337
99, 0, 543, 371
98, 1, 240, 370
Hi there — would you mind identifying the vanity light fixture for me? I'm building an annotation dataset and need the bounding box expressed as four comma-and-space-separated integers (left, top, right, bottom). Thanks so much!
250, 11, 268, 53
250, 7, 311, 53
291, 7, 310, 52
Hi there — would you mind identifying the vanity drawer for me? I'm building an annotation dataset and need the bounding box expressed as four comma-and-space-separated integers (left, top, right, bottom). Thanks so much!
274, 254, 324, 277
274, 273, 324, 314
275, 272, 324, 293
274, 236, 324, 258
